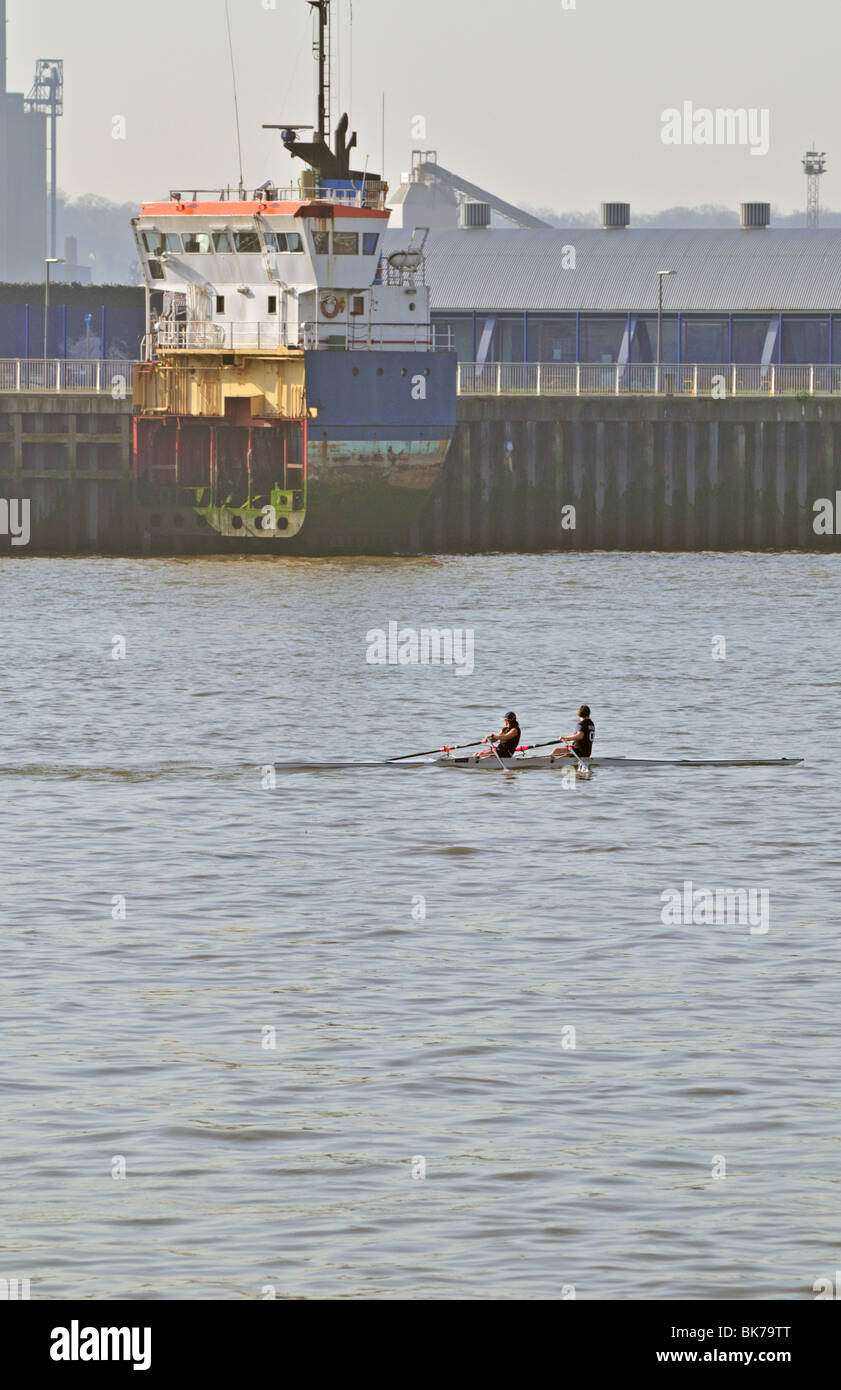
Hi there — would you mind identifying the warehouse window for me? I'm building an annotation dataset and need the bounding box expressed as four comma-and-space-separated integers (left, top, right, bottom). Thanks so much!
496, 316, 525, 362
579, 317, 626, 363
528, 317, 577, 363
732, 317, 775, 363
781, 317, 829, 364
630, 316, 678, 364
681, 318, 728, 363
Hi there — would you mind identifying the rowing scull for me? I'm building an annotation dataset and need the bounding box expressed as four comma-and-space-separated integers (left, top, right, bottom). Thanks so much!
435, 754, 803, 770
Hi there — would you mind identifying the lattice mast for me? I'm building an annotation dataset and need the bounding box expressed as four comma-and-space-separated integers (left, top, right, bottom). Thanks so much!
25, 59, 64, 258
802, 146, 827, 229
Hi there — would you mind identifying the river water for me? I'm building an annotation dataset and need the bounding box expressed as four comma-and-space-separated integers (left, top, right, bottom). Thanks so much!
1, 551, 839, 1300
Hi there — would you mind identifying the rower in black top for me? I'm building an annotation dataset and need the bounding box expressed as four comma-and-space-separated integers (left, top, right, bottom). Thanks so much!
474, 711, 521, 760
551, 705, 595, 760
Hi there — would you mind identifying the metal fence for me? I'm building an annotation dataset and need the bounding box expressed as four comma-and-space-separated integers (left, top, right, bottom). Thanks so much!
144, 321, 435, 354
6, 356, 841, 397
0, 360, 136, 393
457, 362, 841, 397
299, 321, 433, 351
163, 183, 388, 209
149, 322, 290, 353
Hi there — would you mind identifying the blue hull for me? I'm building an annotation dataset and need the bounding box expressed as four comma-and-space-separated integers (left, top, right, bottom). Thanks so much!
300, 349, 456, 548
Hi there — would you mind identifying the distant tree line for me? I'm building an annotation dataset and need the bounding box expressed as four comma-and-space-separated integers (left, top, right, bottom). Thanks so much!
56, 191, 141, 284
525, 203, 841, 228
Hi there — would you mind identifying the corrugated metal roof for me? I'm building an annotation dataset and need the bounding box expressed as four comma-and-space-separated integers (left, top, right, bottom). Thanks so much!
382, 227, 841, 313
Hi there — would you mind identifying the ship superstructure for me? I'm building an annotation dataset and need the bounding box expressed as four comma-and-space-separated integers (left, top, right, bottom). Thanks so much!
131, 0, 455, 551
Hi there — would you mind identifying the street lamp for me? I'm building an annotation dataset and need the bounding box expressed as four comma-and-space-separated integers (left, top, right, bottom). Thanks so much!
656, 269, 676, 393
43, 257, 65, 360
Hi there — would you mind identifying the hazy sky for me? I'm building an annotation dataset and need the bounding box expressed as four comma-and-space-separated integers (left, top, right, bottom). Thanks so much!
7, 0, 839, 215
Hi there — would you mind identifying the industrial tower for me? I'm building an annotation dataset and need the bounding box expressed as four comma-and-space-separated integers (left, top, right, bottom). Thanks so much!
802, 146, 827, 229
25, 58, 63, 259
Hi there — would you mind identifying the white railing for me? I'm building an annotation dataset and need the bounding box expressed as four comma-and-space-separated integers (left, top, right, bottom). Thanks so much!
457, 362, 841, 396
150, 322, 291, 353
0, 359, 136, 393
163, 182, 388, 210
299, 321, 433, 351
146, 321, 434, 354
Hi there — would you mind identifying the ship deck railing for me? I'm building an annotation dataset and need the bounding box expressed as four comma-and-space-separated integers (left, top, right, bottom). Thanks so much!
300, 321, 434, 352
0, 359, 136, 393
140, 323, 438, 356
161, 183, 388, 210
147, 323, 294, 354
457, 361, 841, 397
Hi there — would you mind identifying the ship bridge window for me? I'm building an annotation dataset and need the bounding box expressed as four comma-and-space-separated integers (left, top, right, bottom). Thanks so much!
141, 231, 182, 255
334, 232, 359, 255
362, 232, 380, 256
234, 231, 262, 253
212, 230, 233, 252
265, 231, 304, 253
183, 232, 212, 253
311, 230, 330, 255
148, 259, 165, 280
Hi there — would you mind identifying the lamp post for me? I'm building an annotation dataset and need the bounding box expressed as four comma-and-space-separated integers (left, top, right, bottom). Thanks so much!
656, 269, 676, 393
43, 257, 65, 360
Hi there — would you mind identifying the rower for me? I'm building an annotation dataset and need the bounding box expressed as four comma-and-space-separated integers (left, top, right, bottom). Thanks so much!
474, 711, 521, 760
550, 705, 595, 760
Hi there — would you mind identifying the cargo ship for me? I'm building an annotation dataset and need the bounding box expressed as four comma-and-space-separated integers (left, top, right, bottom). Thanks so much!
130, 0, 456, 553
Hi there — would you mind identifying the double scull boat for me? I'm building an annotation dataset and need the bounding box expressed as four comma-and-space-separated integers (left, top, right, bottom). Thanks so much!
435, 754, 803, 770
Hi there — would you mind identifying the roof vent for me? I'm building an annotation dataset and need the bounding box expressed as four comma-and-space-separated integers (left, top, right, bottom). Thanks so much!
740, 201, 770, 228
460, 201, 491, 228
601, 202, 630, 229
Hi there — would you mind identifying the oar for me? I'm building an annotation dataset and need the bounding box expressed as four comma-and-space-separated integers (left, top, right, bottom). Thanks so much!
386, 739, 486, 762
562, 741, 590, 772
490, 742, 516, 775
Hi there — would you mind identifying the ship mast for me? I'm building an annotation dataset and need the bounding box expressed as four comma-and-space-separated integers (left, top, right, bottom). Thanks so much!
266, 0, 366, 183
311, 0, 330, 149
